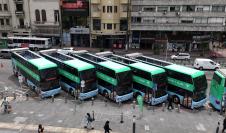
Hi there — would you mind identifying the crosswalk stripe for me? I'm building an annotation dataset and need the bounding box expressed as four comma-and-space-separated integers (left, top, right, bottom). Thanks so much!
0, 122, 119, 133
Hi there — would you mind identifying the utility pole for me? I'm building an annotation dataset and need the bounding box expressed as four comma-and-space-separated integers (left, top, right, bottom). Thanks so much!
125, 0, 131, 51
89, 0, 92, 48
59, 0, 63, 47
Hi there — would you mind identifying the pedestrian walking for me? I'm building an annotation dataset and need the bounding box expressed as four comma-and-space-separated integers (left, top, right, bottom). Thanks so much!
84, 113, 94, 129
38, 124, 44, 133
1, 97, 9, 113
215, 121, 220, 133
216, 122, 220, 133
167, 95, 174, 110
104, 121, 112, 133
222, 118, 226, 133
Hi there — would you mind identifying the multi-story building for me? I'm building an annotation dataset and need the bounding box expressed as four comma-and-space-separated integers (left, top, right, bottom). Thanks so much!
131, 0, 226, 51
0, 0, 12, 37
61, 0, 89, 47
30, 0, 60, 45
91, 0, 129, 48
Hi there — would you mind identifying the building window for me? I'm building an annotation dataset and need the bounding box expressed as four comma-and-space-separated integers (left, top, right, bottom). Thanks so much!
120, 19, 127, 31
131, 17, 141, 23
107, 24, 112, 29
41, 10, 47, 22
114, 24, 116, 29
35, 9, 40, 22
0, 4, 2, 11
122, 4, 127, 12
212, 6, 225, 12
107, 6, 112, 13
181, 20, 193, 24
157, 6, 168, 12
0, 19, 4, 25
103, 6, 105, 12
143, 7, 156, 12
195, 18, 207, 24
103, 24, 105, 29
16, 4, 23, 11
54, 10, 59, 23
5, 19, 10, 25
93, 19, 101, 30
19, 18, 24, 28
114, 6, 117, 13
4, 4, 8, 11
208, 17, 224, 24
182, 5, 195, 12
169, 6, 180, 12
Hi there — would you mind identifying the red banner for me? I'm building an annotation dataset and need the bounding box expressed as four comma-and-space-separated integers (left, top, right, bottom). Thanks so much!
62, 0, 88, 9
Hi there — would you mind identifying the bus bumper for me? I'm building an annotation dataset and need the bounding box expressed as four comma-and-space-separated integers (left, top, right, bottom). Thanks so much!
115, 92, 133, 103
150, 94, 168, 105
209, 95, 221, 110
79, 89, 99, 100
191, 97, 207, 109
40, 87, 61, 98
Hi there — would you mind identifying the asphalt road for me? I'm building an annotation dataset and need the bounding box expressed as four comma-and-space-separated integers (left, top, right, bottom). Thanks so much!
0, 57, 224, 133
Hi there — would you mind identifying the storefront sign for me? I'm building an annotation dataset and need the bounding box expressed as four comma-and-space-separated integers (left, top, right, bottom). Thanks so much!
70, 27, 89, 34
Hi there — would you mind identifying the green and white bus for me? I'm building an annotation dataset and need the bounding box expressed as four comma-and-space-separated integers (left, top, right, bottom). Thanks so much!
40, 49, 98, 100
69, 51, 133, 103
11, 48, 61, 98
126, 53, 207, 109
210, 69, 226, 110
96, 51, 168, 105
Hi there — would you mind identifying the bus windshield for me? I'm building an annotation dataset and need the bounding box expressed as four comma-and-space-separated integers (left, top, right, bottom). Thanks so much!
116, 71, 132, 96
40, 79, 59, 91
40, 68, 57, 81
193, 75, 207, 101
80, 68, 96, 92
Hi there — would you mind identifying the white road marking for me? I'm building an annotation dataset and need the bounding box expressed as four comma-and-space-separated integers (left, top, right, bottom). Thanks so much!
13, 117, 27, 124
37, 114, 44, 117
196, 123, 206, 131
160, 118, 164, 122
144, 125, 150, 131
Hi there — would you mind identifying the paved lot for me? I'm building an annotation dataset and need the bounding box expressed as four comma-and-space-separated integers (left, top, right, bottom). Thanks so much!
0, 56, 225, 133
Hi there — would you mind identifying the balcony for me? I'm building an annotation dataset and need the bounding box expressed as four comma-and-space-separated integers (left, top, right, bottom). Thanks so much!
15, 10, 24, 16
32, 27, 60, 36
33, 21, 60, 26
120, 0, 128, 4
14, 0, 23, 3
120, 12, 127, 18
91, 0, 100, 4
92, 12, 101, 18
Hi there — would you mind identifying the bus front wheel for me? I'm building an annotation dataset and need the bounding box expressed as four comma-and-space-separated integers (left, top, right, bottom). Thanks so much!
173, 96, 180, 104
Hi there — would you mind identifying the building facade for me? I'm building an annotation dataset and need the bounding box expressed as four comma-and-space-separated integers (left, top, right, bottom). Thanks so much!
30, 0, 60, 45
91, 0, 129, 48
131, 0, 226, 51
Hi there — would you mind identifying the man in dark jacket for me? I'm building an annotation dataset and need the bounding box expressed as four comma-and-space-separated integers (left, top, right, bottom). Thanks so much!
104, 121, 112, 133
222, 118, 226, 133
167, 96, 174, 110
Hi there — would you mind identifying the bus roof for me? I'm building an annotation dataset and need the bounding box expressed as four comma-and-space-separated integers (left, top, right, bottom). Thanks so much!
129, 62, 165, 75
28, 58, 57, 70
8, 36, 50, 40
64, 59, 95, 71
99, 61, 131, 73
165, 64, 204, 78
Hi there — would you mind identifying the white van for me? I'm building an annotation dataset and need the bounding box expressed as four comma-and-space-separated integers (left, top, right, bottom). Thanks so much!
193, 58, 220, 70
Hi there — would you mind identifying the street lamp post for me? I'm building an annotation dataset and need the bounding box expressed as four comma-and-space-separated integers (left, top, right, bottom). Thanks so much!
132, 115, 136, 133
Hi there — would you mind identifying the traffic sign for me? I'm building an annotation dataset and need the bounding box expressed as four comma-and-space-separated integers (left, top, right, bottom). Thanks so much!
81, 80, 85, 88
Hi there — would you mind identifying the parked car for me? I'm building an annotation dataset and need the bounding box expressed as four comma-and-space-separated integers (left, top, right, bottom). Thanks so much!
171, 53, 190, 60
0, 49, 11, 59
193, 58, 220, 70
57, 47, 74, 55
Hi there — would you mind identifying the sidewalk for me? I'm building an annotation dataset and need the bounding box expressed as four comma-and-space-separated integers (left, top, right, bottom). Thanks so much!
0, 122, 118, 133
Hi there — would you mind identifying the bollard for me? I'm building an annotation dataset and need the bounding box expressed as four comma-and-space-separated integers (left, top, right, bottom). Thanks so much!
13, 92, 16, 100
132, 115, 136, 133
65, 95, 67, 103
162, 103, 165, 112
104, 98, 107, 107
177, 104, 180, 113
92, 110, 95, 121
133, 100, 136, 109
26, 93, 29, 101
120, 112, 124, 123
51, 95, 54, 102
91, 97, 94, 106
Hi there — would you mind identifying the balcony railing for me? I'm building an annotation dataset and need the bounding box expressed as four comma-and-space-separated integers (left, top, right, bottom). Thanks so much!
15, 10, 24, 15
14, 0, 23, 3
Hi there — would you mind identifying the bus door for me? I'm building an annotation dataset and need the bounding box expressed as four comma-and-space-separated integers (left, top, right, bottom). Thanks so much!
144, 87, 150, 103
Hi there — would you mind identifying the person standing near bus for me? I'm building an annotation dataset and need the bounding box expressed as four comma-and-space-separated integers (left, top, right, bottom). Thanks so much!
1, 97, 9, 113
167, 95, 174, 110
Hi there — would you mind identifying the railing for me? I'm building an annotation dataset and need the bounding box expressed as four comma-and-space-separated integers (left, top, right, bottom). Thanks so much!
15, 10, 24, 15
